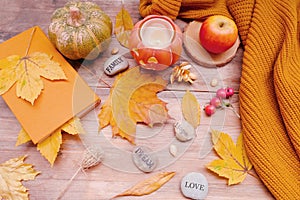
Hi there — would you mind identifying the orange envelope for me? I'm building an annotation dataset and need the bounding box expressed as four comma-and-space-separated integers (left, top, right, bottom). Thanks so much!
0, 26, 100, 144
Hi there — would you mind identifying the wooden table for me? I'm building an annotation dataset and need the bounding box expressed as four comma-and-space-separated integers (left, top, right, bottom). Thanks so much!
0, 0, 274, 199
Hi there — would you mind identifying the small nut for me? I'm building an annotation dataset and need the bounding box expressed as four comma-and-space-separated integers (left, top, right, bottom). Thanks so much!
111, 47, 119, 55
169, 145, 177, 157
210, 78, 218, 87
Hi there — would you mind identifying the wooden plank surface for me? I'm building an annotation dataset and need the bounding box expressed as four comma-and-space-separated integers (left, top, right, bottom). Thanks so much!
0, 0, 274, 199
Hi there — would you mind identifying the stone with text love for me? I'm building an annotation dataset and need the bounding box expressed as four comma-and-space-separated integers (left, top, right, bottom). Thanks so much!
181, 172, 208, 199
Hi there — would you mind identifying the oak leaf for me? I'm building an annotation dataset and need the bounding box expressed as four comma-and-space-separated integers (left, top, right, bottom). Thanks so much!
98, 67, 168, 143
182, 90, 200, 128
207, 130, 253, 185
115, 5, 134, 48
0, 155, 40, 200
16, 117, 85, 166
0, 52, 67, 105
114, 171, 175, 197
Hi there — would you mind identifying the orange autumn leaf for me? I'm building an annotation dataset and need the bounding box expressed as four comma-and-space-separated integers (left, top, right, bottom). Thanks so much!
207, 130, 253, 185
129, 83, 169, 126
98, 66, 168, 143
114, 171, 175, 197
114, 5, 134, 48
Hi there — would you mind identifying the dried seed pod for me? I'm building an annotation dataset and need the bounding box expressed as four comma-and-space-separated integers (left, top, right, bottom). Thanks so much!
57, 145, 104, 199
81, 146, 104, 170
189, 73, 197, 80
170, 62, 197, 84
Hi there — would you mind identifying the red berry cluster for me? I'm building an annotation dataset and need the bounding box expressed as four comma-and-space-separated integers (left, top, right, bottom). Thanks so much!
204, 87, 235, 116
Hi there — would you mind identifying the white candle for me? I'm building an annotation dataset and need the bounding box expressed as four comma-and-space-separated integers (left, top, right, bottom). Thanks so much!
140, 18, 174, 49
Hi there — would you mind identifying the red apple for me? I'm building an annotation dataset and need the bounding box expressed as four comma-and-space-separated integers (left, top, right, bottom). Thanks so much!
199, 15, 238, 54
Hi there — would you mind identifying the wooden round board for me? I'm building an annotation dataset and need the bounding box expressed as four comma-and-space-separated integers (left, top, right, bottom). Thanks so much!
183, 20, 240, 67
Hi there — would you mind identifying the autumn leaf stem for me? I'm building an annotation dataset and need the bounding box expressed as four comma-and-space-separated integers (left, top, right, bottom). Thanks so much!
247, 170, 259, 180
25, 27, 36, 56
224, 106, 240, 118
99, 78, 112, 88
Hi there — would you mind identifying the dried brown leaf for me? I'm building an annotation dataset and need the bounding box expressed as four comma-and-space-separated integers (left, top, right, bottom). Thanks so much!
114, 171, 175, 197
0, 155, 40, 199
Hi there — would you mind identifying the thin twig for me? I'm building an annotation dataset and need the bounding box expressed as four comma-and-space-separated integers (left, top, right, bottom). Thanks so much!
55, 146, 104, 199
24, 27, 36, 56
81, 64, 112, 88
56, 167, 82, 200
224, 106, 240, 119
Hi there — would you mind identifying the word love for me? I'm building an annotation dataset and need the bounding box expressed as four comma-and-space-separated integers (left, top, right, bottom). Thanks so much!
104, 54, 129, 76
184, 181, 205, 191
181, 172, 208, 199
132, 146, 157, 172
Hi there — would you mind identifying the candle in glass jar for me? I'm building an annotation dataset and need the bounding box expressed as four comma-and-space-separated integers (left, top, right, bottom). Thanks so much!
129, 15, 183, 70
140, 18, 174, 49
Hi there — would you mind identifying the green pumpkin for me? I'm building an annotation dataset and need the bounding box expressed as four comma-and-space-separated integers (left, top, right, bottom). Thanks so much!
48, 1, 112, 60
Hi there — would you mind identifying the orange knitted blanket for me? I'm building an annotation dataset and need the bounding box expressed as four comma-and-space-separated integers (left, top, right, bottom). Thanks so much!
140, 0, 300, 199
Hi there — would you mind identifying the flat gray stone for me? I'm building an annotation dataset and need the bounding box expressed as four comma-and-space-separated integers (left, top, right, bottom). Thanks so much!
104, 55, 128, 76
180, 172, 208, 200
132, 146, 157, 172
174, 120, 195, 142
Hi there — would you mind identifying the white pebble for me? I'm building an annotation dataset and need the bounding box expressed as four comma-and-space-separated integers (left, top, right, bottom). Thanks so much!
111, 47, 119, 55
180, 172, 209, 200
104, 55, 129, 76
169, 144, 177, 157
210, 78, 218, 87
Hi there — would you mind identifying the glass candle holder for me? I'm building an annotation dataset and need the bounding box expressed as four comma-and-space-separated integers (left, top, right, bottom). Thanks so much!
129, 15, 183, 70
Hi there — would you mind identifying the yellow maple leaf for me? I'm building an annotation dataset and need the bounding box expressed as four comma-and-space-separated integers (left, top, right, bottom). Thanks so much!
115, 5, 134, 48
0, 52, 67, 105
207, 130, 253, 185
181, 90, 200, 128
16, 117, 85, 166
98, 67, 168, 144
0, 155, 40, 200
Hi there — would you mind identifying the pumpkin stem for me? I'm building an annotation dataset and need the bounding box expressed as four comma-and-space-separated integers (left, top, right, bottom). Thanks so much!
67, 6, 85, 27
